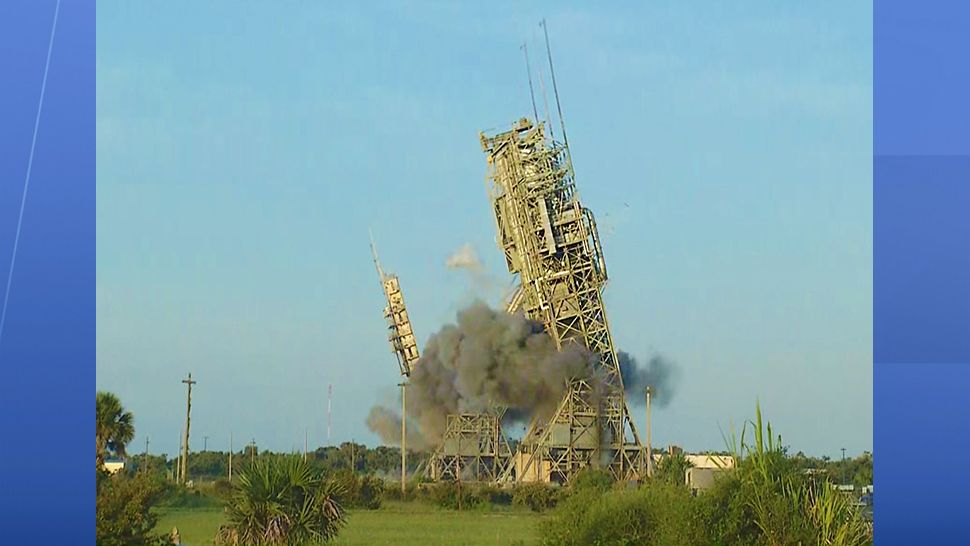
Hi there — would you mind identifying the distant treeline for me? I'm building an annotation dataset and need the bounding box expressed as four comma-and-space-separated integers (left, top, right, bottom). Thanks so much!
127, 442, 432, 482
125, 443, 872, 487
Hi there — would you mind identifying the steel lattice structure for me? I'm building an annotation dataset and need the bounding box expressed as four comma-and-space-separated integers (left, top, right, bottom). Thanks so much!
481, 118, 646, 483
371, 237, 420, 377
428, 412, 514, 482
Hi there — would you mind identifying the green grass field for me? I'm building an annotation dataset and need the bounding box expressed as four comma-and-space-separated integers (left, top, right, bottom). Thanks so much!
155, 502, 546, 546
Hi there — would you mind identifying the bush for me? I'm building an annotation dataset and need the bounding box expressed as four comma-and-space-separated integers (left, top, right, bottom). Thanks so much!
418, 481, 500, 510
724, 402, 871, 546
539, 404, 873, 546
209, 477, 234, 500
96, 471, 168, 546
570, 468, 614, 493
470, 484, 512, 507
332, 471, 385, 509
512, 482, 558, 512
694, 472, 760, 546
655, 453, 693, 486
158, 485, 221, 509
384, 481, 427, 502
215, 456, 346, 545
381, 482, 416, 502
427, 481, 462, 509
541, 482, 703, 546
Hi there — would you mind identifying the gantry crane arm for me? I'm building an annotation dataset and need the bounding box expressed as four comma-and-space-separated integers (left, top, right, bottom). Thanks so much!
370, 232, 420, 377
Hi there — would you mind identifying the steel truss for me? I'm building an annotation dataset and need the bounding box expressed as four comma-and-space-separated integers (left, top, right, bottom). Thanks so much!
479, 118, 646, 483
428, 412, 514, 483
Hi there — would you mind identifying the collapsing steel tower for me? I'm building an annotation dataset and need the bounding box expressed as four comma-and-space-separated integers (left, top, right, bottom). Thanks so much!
370, 235, 420, 377
481, 117, 647, 483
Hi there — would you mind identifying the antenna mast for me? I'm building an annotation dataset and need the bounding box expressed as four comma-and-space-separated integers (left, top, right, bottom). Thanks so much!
536, 55, 555, 141
521, 42, 539, 124
540, 19, 570, 151
369, 228, 385, 283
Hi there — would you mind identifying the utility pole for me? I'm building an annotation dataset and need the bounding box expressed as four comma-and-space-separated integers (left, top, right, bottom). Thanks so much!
175, 437, 182, 483
304, 429, 308, 463
228, 432, 233, 482
351, 439, 357, 473
456, 436, 462, 511
645, 386, 654, 478
841, 447, 847, 485
180, 373, 196, 484
143, 436, 150, 474
399, 381, 407, 494
203, 435, 209, 452
249, 439, 256, 465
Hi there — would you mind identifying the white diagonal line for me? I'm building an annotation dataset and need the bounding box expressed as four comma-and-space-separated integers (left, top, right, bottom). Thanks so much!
0, 0, 62, 349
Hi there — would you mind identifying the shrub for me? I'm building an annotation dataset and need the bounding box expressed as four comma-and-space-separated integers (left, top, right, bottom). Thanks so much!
512, 482, 558, 512
356, 475, 385, 509
725, 402, 872, 546
332, 471, 384, 509
539, 403, 873, 546
798, 481, 872, 546
96, 471, 168, 546
419, 481, 501, 510
427, 481, 462, 509
570, 468, 614, 493
381, 482, 415, 502
470, 484, 512, 507
655, 453, 693, 486
158, 485, 222, 509
541, 482, 703, 546
215, 456, 346, 545
694, 472, 760, 546
209, 477, 234, 500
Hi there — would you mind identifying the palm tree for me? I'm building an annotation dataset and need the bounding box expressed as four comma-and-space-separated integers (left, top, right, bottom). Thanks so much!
96, 391, 134, 468
216, 456, 346, 545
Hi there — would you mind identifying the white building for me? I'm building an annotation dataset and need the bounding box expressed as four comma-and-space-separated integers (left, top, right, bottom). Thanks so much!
102, 459, 125, 475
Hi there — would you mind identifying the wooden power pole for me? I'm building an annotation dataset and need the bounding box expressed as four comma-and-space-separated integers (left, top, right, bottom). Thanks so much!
399, 381, 407, 494
143, 436, 150, 474
180, 373, 196, 484
645, 386, 654, 478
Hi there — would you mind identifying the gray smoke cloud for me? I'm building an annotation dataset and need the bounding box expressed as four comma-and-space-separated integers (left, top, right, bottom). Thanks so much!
616, 351, 678, 408
368, 300, 597, 446
445, 243, 501, 302
365, 406, 429, 450
445, 244, 483, 272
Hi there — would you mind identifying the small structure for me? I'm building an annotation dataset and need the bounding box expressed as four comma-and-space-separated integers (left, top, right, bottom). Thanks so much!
686, 467, 722, 494
102, 458, 125, 475
429, 413, 514, 482
685, 454, 734, 470
683, 453, 734, 495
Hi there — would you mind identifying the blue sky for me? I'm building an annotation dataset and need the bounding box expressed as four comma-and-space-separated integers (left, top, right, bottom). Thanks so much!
96, 1, 872, 459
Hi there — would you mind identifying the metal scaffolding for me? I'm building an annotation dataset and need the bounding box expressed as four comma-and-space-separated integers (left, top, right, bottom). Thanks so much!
428, 412, 514, 483
481, 118, 646, 483
371, 235, 420, 377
